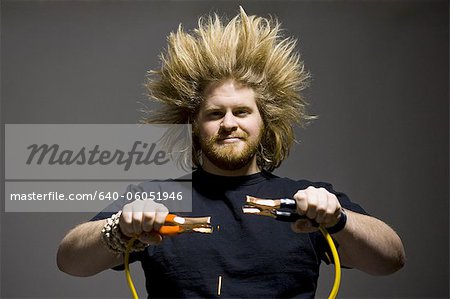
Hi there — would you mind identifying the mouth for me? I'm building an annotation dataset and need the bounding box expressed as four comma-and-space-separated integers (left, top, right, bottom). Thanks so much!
217, 136, 244, 143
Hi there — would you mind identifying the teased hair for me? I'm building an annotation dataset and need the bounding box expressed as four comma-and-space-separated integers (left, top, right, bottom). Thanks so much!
144, 7, 314, 172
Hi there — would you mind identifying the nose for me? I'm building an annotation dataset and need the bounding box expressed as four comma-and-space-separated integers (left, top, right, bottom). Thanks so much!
221, 112, 238, 131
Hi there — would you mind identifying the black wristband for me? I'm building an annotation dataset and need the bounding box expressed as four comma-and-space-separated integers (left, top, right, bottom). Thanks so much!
326, 208, 347, 234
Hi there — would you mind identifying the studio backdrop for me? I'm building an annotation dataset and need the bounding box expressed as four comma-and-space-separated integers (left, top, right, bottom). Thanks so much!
1, 1, 448, 298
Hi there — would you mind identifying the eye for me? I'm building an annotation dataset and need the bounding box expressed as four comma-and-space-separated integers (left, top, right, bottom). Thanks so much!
234, 109, 250, 117
206, 111, 223, 119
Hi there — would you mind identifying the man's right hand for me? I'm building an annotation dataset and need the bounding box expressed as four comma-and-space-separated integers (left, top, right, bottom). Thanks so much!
119, 200, 169, 245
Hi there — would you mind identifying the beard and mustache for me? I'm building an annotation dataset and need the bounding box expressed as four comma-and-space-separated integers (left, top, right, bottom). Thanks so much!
198, 128, 263, 171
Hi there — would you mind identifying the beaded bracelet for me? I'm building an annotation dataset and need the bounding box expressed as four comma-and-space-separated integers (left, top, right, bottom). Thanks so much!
101, 211, 148, 254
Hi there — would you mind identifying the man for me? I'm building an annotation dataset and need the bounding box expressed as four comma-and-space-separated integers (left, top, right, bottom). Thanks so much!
57, 8, 405, 298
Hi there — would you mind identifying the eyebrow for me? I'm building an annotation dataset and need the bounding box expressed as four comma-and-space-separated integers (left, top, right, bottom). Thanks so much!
202, 104, 254, 111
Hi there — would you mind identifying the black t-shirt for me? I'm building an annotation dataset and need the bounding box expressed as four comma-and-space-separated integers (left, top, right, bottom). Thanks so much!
92, 169, 366, 298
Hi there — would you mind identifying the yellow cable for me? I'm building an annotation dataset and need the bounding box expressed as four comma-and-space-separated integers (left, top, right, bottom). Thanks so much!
125, 237, 139, 299
319, 226, 341, 299
124, 229, 341, 299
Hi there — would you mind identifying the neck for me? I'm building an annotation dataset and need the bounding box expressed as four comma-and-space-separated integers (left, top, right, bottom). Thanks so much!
201, 157, 260, 177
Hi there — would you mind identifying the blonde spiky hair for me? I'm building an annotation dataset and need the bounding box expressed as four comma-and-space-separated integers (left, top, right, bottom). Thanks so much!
144, 7, 314, 171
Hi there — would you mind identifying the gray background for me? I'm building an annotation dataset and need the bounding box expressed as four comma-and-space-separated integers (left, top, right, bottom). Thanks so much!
1, 0, 448, 298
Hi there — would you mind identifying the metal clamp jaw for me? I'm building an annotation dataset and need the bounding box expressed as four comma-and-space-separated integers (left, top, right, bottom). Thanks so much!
242, 195, 318, 225
159, 214, 213, 235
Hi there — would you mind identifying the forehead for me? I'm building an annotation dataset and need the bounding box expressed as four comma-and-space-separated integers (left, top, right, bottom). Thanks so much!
201, 79, 257, 108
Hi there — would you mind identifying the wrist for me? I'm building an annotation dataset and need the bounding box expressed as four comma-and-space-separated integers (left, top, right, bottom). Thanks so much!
101, 211, 148, 254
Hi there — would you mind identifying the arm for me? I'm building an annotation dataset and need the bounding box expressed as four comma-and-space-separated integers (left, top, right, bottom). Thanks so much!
291, 187, 406, 276
57, 200, 169, 277
331, 210, 405, 275
57, 219, 123, 277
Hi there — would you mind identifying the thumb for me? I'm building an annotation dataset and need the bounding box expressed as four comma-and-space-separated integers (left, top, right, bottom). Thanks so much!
291, 219, 318, 233
139, 232, 163, 245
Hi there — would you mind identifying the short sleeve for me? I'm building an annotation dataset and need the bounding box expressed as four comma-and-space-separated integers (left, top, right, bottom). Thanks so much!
304, 181, 368, 215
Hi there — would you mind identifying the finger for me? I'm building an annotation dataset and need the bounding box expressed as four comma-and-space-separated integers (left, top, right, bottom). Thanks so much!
314, 188, 329, 224
131, 211, 144, 236
304, 187, 318, 220
315, 206, 327, 224
131, 200, 146, 236
323, 194, 340, 227
141, 211, 156, 232
119, 203, 134, 237
323, 208, 336, 226
293, 190, 308, 215
153, 204, 169, 232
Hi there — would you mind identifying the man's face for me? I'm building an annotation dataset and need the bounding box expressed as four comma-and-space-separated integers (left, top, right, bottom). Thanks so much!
196, 79, 264, 171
